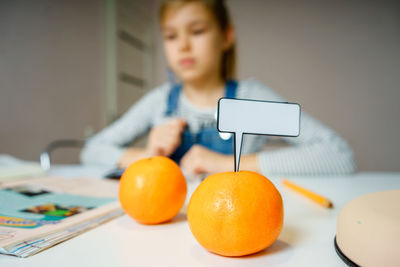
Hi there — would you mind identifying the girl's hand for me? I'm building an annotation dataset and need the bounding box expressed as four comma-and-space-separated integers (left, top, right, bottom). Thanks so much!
118, 147, 148, 168
180, 145, 232, 175
180, 145, 260, 175
146, 118, 187, 157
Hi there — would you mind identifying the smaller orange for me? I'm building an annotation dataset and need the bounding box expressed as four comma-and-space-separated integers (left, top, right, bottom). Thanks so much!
119, 156, 187, 224
187, 171, 283, 257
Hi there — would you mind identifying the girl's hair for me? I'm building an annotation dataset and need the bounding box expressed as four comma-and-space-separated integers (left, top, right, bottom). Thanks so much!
159, 0, 236, 81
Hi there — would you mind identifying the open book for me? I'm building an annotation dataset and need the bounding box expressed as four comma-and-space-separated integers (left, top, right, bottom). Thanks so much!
0, 176, 123, 257
0, 154, 46, 183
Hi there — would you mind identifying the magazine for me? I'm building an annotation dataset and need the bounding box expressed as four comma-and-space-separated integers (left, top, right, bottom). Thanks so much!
0, 176, 123, 257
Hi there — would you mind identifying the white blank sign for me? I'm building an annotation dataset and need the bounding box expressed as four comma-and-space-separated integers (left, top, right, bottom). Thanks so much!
217, 98, 301, 172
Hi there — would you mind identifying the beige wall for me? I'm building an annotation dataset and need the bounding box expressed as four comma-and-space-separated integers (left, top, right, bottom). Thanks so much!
0, 0, 106, 163
152, 0, 400, 171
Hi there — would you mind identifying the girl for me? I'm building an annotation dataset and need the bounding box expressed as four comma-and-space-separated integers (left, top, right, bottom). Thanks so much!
81, 0, 356, 176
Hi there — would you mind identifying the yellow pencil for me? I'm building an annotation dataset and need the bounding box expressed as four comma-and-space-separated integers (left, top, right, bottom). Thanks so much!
282, 179, 333, 208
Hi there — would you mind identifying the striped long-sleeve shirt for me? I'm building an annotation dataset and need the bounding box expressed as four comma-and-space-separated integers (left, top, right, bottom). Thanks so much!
80, 79, 356, 176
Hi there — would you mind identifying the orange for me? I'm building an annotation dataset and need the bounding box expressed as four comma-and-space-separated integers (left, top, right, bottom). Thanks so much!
187, 171, 283, 257
119, 156, 187, 224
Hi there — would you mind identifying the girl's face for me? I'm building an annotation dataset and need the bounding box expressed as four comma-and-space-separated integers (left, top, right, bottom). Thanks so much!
162, 2, 229, 84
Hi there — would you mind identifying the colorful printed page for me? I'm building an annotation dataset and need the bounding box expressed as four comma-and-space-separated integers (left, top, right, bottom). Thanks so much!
0, 176, 122, 257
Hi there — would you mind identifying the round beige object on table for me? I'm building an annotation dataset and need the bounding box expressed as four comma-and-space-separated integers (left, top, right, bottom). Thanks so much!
335, 190, 400, 267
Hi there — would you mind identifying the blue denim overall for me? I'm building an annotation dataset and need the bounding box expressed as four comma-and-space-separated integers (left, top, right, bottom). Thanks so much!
165, 80, 238, 163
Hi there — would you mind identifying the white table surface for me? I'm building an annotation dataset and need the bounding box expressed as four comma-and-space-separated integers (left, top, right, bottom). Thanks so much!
1, 166, 399, 267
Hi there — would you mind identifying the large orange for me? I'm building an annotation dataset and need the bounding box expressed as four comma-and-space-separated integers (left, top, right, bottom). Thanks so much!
119, 156, 187, 224
187, 171, 283, 257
